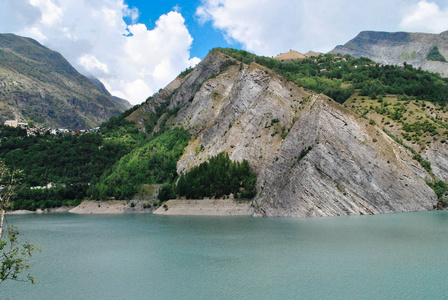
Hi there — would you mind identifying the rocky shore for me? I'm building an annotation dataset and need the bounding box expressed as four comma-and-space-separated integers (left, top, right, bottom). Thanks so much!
9, 199, 254, 216
9, 206, 73, 214
68, 200, 128, 214
153, 199, 254, 216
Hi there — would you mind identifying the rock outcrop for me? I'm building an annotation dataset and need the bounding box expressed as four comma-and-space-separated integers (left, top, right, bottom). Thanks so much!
127, 50, 438, 217
425, 143, 448, 182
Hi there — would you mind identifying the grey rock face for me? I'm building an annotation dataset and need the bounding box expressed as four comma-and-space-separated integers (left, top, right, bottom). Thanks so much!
255, 97, 436, 217
129, 51, 439, 217
425, 143, 448, 182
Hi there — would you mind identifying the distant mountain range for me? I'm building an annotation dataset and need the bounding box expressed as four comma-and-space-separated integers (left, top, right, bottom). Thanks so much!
0, 33, 131, 129
330, 30, 448, 77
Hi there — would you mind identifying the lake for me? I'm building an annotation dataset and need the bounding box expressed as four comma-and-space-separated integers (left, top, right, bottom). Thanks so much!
2, 211, 448, 299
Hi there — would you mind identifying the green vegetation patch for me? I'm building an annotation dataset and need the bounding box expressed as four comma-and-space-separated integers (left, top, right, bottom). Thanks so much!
426, 46, 446, 62
0, 133, 128, 210
175, 152, 257, 200
88, 128, 190, 200
427, 179, 448, 207
179, 66, 194, 77
346, 94, 448, 151
100, 105, 146, 148
143, 101, 180, 135
213, 48, 448, 106
0, 125, 27, 139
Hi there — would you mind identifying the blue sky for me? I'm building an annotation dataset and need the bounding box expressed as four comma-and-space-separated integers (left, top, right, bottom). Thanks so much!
1, 0, 448, 104
124, 0, 239, 59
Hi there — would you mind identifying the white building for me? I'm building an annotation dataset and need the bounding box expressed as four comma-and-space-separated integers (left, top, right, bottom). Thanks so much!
4, 120, 18, 127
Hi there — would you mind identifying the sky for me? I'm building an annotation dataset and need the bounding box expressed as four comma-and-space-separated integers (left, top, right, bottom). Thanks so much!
1, 0, 448, 105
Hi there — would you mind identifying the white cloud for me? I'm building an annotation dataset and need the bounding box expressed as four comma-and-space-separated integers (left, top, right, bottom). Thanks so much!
0, 0, 41, 32
78, 54, 109, 75
400, 1, 448, 33
106, 78, 153, 104
29, 0, 63, 26
197, 0, 299, 56
0, 0, 199, 104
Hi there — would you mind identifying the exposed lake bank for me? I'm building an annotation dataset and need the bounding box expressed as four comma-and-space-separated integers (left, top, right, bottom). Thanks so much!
9, 198, 254, 216
153, 199, 254, 216
10, 198, 445, 216
9, 201, 139, 215
9, 206, 74, 214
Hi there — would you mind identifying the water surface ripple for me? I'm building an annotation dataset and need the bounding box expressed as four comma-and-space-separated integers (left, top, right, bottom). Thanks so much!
2, 211, 448, 299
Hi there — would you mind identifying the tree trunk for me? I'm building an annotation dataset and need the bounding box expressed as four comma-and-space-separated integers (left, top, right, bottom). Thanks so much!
0, 208, 4, 241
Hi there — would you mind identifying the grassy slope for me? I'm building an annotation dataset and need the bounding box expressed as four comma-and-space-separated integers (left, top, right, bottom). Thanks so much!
345, 94, 448, 151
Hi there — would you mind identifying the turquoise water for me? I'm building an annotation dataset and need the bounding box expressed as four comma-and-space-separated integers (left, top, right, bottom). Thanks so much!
2, 212, 448, 299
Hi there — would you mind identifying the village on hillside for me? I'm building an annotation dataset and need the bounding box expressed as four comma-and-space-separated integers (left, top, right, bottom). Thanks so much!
3, 119, 100, 136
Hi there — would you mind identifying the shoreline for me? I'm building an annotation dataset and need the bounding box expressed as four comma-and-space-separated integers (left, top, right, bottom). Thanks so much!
9, 202, 445, 217
153, 199, 254, 216
9, 198, 254, 216
9, 206, 74, 215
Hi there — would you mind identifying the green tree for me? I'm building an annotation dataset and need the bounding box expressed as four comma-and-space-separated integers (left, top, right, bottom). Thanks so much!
158, 183, 176, 201
0, 161, 39, 285
176, 152, 257, 200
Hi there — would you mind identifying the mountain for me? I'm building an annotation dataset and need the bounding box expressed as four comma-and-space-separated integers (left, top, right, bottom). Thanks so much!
330, 30, 448, 77
274, 50, 322, 61
0, 33, 130, 129
274, 50, 306, 61
125, 49, 438, 217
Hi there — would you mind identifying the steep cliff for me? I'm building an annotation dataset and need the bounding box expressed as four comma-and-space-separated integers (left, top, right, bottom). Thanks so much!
127, 50, 438, 217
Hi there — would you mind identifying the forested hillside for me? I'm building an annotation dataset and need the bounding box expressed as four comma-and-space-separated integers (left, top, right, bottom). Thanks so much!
215, 48, 448, 105
0, 103, 146, 209
0, 121, 142, 209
